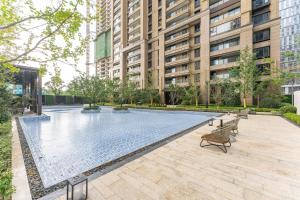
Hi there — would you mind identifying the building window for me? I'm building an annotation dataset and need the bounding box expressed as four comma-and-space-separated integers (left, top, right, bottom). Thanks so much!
194, 23, 200, 33
195, 61, 200, 70
253, 29, 270, 43
195, 73, 200, 82
194, 36, 200, 44
253, 12, 270, 26
210, 18, 241, 36
210, 54, 239, 66
194, 48, 200, 57
254, 46, 270, 59
195, 0, 200, 8
210, 7, 240, 24
210, 37, 240, 52
252, 0, 270, 10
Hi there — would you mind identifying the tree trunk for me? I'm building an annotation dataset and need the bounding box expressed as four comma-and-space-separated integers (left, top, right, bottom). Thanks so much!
243, 98, 247, 108
257, 95, 260, 108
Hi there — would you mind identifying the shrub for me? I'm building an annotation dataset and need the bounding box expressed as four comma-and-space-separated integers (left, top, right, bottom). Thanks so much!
0, 120, 14, 200
0, 171, 15, 200
113, 106, 128, 111
260, 97, 281, 108
280, 105, 297, 114
252, 108, 275, 112
83, 105, 100, 110
0, 112, 11, 124
0, 121, 12, 135
284, 113, 300, 125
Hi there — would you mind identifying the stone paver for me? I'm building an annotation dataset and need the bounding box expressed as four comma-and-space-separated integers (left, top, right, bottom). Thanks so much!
53, 115, 300, 200
12, 119, 32, 200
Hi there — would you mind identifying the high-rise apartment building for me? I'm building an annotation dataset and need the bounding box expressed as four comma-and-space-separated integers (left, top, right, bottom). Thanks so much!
279, 0, 300, 95
96, 0, 280, 103
280, 0, 300, 71
95, 0, 112, 78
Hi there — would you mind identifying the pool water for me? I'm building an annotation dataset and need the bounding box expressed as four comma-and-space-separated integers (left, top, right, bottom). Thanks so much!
19, 107, 217, 187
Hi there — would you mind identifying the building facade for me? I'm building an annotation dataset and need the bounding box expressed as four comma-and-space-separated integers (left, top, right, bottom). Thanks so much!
280, 0, 300, 71
96, 0, 281, 103
279, 0, 300, 95
95, 0, 112, 78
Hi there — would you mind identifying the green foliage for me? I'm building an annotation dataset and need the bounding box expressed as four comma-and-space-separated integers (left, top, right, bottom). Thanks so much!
113, 106, 128, 110
260, 97, 281, 108
0, 120, 14, 200
182, 85, 200, 106
284, 113, 300, 125
0, 0, 87, 68
280, 105, 297, 114
68, 74, 107, 108
44, 66, 64, 95
0, 112, 11, 124
167, 84, 184, 105
0, 171, 15, 200
0, 86, 12, 123
231, 47, 259, 108
83, 105, 99, 110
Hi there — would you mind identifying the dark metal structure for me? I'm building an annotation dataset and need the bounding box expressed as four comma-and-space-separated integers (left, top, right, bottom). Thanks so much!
13, 65, 42, 115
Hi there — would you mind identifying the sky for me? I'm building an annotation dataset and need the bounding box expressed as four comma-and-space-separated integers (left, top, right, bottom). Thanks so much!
19, 0, 97, 87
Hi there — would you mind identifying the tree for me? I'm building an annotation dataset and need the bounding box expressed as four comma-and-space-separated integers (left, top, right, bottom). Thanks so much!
68, 74, 105, 109
145, 72, 159, 105
183, 84, 200, 106
168, 84, 183, 105
105, 79, 119, 103
231, 47, 259, 108
0, 0, 89, 70
126, 81, 137, 105
210, 80, 223, 108
44, 66, 64, 96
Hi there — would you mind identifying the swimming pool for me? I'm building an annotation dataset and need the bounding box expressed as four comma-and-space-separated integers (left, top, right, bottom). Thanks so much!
19, 107, 217, 187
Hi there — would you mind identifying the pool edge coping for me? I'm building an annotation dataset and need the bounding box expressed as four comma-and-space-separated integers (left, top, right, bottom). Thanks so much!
16, 112, 224, 199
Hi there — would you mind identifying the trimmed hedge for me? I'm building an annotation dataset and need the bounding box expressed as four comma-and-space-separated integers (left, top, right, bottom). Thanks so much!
284, 113, 300, 126
113, 106, 129, 111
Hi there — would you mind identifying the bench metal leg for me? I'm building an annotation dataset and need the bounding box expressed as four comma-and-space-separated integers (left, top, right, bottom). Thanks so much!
200, 139, 231, 153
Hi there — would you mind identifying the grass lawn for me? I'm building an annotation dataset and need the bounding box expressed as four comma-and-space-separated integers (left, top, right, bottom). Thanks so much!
284, 113, 300, 126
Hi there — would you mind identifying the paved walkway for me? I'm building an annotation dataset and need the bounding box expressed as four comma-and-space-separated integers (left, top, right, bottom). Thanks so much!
53, 115, 300, 200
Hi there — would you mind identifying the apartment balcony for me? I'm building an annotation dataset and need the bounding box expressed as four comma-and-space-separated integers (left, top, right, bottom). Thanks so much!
128, 25, 140, 35
127, 69, 141, 76
128, 5, 139, 17
165, 31, 190, 45
165, 70, 190, 78
166, 6, 189, 24
165, 44, 190, 56
165, 57, 190, 67
128, 0, 139, 8
210, 45, 240, 57
165, 80, 189, 88
128, 34, 140, 43
167, 0, 188, 12
210, 62, 236, 71
210, 0, 240, 14
128, 15, 140, 26
127, 59, 141, 68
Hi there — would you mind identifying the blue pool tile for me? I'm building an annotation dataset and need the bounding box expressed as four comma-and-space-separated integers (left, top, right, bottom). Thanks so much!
19, 107, 217, 187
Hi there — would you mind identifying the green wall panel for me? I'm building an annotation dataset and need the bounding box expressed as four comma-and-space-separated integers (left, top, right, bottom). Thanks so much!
95, 30, 111, 60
